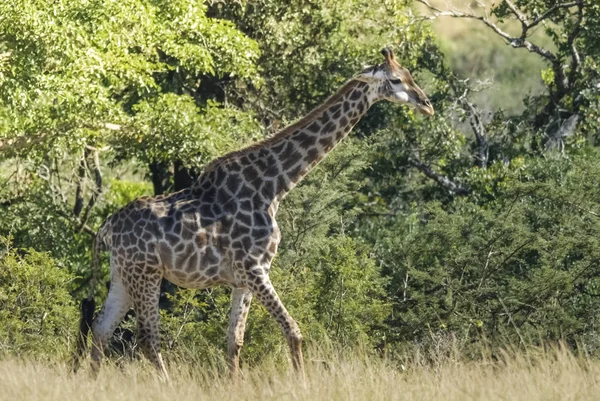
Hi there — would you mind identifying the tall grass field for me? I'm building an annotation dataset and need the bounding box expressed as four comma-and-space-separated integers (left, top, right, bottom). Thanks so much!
1, 347, 599, 401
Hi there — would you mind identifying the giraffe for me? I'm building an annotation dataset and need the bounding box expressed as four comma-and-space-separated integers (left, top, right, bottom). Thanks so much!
73, 47, 434, 379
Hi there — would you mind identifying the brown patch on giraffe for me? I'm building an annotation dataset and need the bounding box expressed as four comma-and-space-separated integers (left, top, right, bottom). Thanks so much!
282, 152, 301, 171
319, 136, 333, 148
199, 178, 212, 191
237, 212, 252, 227
242, 166, 259, 183
223, 200, 237, 215
253, 192, 265, 206
200, 204, 213, 217
261, 180, 275, 199
133, 223, 144, 237
231, 223, 249, 239
279, 142, 296, 159
255, 157, 268, 171
226, 174, 241, 194
304, 148, 320, 163
329, 103, 341, 114
217, 234, 231, 249
186, 253, 198, 272
292, 131, 317, 148
237, 184, 254, 199
252, 227, 270, 239
349, 114, 361, 126
339, 116, 348, 127
217, 188, 230, 205
215, 167, 227, 184
306, 121, 320, 133
228, 160, 242, 172
233, 248, 245, 261
317, 111, 330, 125
343, 101, 350, 112
277, 175, 288, 193
243, 259, 256, 270
219, 215, 234, 232
287, 165, 303, 182
241, 236, 252, 251
137, 239, 147, 253
204, 247, 219, 265
253, 212, 268, 227
271, 142, 285, 154
158, 241, 172, 260
195, 232, 207, 247
321, 121, 336, 134
357, 100, 365, 114
264, 163, 279, 177
181, 226, 194, 241
174, 242, 185, 253
239, 155, 251, 165
201, 187, 216, 203
350, 90, 362, 100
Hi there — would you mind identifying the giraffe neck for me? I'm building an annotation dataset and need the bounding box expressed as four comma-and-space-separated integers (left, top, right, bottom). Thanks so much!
267, 80, 377, 200
194, 79, 378, 208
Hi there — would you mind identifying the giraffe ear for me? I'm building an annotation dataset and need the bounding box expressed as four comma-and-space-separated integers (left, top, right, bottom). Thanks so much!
381, 47, 396, 63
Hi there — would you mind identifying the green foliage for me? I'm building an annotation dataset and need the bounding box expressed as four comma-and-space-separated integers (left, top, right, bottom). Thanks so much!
0, 238, 77, 358
122, 94, 261, 168
376, 153, 600, 355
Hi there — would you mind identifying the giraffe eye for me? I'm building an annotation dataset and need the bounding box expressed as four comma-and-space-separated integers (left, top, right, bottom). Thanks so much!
389, 78, 402, 85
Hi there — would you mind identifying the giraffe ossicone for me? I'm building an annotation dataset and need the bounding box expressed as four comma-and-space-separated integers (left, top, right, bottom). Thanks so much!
72, 47, 433, 379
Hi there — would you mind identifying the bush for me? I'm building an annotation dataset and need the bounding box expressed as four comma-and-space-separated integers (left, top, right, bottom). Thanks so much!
0, 238, 78, 358
378, 152, 600, 357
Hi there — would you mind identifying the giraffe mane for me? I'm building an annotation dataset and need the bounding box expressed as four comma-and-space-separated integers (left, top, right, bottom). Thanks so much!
202, 78, 363, 173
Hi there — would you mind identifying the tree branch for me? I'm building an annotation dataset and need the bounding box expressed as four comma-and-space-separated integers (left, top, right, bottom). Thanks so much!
409, 157, 470, 195
55, 208, 96, 237
504, 0, 529, 32
415, 0, 559, 64
567, 3, 584, 87
527, 1, 584, 31
463, 100, 489, 169
78, 150, 102, 233
73, 150, 87, 217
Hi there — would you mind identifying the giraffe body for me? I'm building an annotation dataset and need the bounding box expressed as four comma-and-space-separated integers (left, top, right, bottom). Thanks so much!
74, 48, 433, 379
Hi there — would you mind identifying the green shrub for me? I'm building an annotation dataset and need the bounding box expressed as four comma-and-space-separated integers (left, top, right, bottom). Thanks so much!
0, 238, 78, 358
378, 153, 600, 357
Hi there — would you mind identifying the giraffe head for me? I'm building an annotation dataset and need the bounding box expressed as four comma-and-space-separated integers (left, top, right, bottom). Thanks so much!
356, 48, 434, 116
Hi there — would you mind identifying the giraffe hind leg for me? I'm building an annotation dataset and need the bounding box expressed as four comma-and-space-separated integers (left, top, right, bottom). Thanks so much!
249, 269, 305, 376
128, 272, 170, 381
227, 287, 253, 376
90, 273, 131, 377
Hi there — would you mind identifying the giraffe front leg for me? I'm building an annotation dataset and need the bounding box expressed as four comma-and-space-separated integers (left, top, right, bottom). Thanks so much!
128, 272, 170, 382
249, 270, 304, 377
227, 287, 253, 376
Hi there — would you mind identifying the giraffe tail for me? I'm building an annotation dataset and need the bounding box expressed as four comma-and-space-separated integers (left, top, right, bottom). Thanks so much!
73, 222, 108, 372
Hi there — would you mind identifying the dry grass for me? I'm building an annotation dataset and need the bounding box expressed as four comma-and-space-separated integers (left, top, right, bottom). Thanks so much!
1, 347, 599, 401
